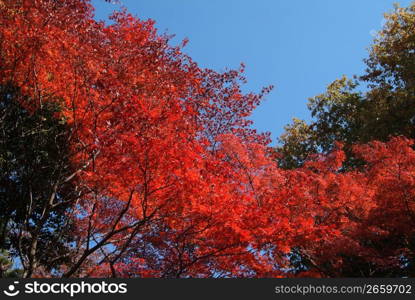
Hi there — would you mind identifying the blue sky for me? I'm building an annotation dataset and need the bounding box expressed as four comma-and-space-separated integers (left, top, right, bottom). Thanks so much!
92, 0, 413, 145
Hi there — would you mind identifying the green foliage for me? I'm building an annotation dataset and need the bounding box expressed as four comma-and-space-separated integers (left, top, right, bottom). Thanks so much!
0, 250, 22, 277
278, 118, 316, 169
277, 2, 415, 169
0, 85, 77, 277
278, 77, 366, 169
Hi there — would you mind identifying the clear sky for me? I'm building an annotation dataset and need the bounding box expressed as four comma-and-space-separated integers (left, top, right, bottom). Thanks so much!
91, 0, 413, 145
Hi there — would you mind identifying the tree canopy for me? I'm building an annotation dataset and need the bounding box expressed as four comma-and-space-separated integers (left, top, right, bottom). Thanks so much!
1, 0, 415, 278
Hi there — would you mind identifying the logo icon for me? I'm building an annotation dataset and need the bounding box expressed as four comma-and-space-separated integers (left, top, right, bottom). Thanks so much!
3, 281, 20, 297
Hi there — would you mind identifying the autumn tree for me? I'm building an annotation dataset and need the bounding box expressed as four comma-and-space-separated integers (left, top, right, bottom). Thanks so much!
2, 0, 415, 279
1, 0, 283, 277
290, 138, 415, 277
276, 1, 415, 277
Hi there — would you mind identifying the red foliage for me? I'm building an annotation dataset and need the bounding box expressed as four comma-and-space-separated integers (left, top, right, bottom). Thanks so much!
1, 0, 414, 277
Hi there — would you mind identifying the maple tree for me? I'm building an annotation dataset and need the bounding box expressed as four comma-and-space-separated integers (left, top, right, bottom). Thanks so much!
277, 2, 415, 276
287, 137, 415, 277
0, 0, 278, 277
0, 0, 414, 278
